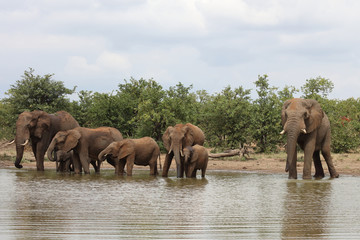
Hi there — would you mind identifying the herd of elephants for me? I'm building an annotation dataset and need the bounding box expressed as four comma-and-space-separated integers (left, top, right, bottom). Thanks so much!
9, 98, 340, 179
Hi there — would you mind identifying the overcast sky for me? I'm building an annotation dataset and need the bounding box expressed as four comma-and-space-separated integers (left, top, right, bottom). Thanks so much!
1, 0, 360, 100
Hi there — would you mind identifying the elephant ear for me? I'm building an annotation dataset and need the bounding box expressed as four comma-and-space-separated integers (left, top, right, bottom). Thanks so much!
63, 129, 81, 152
305, 99, 324, 133
162, 127, 173, 151
34, 114, 51, 138
281, 99, 292, 127
184, 126, 194, 147
118, 140, 134, 160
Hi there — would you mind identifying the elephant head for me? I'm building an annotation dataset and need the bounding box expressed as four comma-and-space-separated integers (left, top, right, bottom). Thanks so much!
47, 129, 81, 162
162, 124, 197, 177
98, 140, 134, 162
183, 146, 194, 165
14, 110, 48, 168
281, 98, 324, 176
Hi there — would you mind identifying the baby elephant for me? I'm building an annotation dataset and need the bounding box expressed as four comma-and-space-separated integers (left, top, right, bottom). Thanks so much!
55, 150, 73, 172
184, 145, 209, 178
98, 137, 160, 176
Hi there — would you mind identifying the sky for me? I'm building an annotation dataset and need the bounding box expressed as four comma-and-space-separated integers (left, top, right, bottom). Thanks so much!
1, 0, 360, 100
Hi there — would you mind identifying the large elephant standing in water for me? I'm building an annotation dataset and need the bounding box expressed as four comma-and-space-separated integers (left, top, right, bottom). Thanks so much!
162, 123, 205, 178
47, 127, 123, 174
13, 110, 79, 171
281, 98, 339, 179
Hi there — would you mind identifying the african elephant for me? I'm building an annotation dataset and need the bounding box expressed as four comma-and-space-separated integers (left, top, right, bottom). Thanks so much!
183, 145, 208, 178
281, 98, 339, 179
13, 110, 79, 171
47, 127, 123, 174
55, 150, 73, 172
98, 137, 160, 176
162, 123, 205, 178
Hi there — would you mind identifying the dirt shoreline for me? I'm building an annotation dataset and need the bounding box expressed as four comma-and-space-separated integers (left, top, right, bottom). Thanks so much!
1, 143, 360, 177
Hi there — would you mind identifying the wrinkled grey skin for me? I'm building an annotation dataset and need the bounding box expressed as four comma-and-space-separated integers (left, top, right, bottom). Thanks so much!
14, 110, 79, 171
162, 123, 205, 178
281, 98, 339, 179
183, 145, 208, 178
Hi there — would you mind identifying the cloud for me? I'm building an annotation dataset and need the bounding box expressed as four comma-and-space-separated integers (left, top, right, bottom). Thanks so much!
65, 51, 131, 76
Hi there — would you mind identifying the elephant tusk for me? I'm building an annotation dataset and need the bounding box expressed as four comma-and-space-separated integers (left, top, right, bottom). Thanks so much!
21, 139, 29, 146
180, 149, 184, 157
280, 130, 285, 135
168, 149, 172, 154
6, 139, 15, 145
301, 129, 307, 134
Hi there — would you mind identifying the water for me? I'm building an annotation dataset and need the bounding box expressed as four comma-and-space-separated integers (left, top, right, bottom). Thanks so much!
0, 168, 359, 239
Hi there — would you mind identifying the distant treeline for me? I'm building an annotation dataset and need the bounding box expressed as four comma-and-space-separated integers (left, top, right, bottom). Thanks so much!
1, 68, 360, 153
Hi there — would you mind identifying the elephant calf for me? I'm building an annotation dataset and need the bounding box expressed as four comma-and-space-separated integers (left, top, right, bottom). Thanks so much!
55, 150, 73, 172
183, 145, 208, 178
98, 137, 160, 176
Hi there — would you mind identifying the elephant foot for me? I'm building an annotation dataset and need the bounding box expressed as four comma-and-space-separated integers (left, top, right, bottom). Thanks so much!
313, 173, 325, 179
330, 173, 340, 178
302, 175, 312, 180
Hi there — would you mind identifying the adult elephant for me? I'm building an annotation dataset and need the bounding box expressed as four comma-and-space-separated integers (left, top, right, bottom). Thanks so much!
47, 127, 123, 174
13, 110, 79, 171
98, 137, 160, 176
281, 98, 339, 179
162, 123, 205, 178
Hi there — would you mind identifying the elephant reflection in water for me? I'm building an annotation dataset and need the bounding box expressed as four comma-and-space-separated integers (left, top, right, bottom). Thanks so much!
281, 181, 332, 239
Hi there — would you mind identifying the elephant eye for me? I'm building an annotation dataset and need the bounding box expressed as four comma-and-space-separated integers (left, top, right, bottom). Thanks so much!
304, 112, 310, 119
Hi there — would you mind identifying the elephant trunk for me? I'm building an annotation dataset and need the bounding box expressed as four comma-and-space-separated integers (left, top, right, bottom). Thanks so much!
284, 119, 302, 179
170, 141, 184, 178
98, 148, 110, 162
14, 127, 30, 169
47, 140, 56, 162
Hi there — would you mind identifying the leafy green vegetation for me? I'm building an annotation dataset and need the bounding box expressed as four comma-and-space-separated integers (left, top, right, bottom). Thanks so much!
1, 68, 360, 153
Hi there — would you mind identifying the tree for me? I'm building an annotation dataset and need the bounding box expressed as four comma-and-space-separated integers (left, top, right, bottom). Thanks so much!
252, 75, 282, 152
278, 85, 299, 102
4, 68, 75, 114
301, 76, 334, 100
199, 86, 252, 150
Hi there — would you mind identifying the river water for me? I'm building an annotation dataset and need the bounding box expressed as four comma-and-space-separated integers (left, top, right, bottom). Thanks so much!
0, 168, 359, 239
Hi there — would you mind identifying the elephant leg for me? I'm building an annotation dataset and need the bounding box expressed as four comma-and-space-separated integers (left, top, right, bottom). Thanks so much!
118, 158, 126, 175
126, 156, 134, 176
303, 140, 315, 179
90, 160, 98, 173
313, 150, 325, 179
201, 167, 206, 178
162, 153, 173, 177
322, 148, 339, 178
149, 157, 157, 175
191, 169, 197, 178
35, 141, 45, 171
72, 154, 82, 174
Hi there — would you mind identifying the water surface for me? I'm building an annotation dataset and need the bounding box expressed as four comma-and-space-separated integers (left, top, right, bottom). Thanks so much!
0, 169, 359, 239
